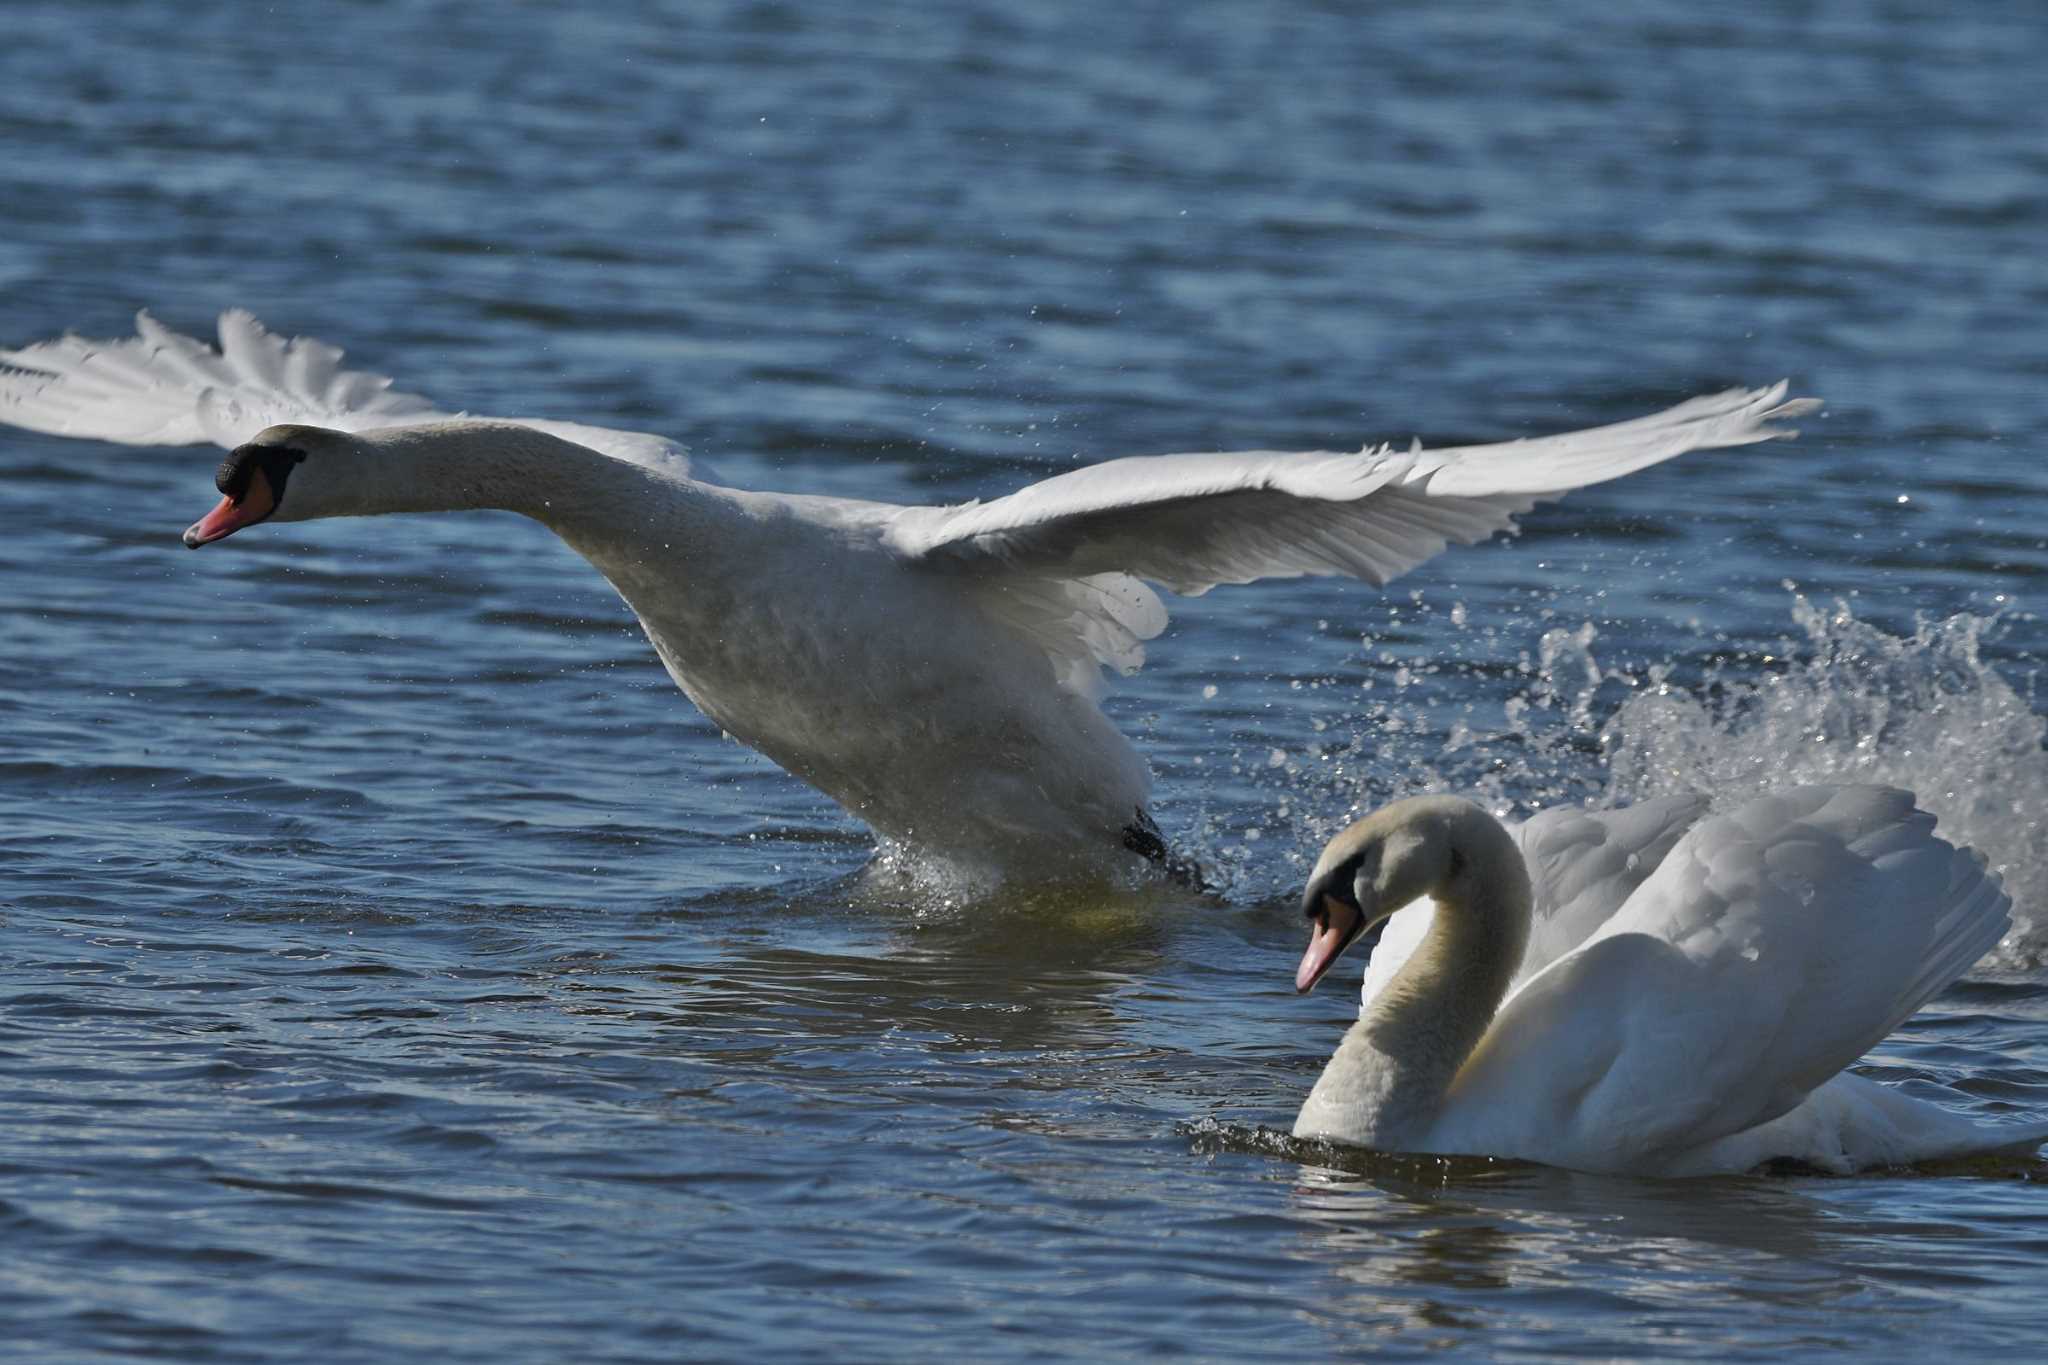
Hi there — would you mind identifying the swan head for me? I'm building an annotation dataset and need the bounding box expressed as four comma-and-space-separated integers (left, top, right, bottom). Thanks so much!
183, 424, 351, 547
1294, 795, 1496, 993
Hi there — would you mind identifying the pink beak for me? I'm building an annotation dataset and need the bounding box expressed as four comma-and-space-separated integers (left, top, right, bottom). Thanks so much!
183, 467, 277, 548
1295, 894, 1365, 994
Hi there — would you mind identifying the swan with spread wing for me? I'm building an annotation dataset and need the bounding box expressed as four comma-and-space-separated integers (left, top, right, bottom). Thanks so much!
2, 311, 1817, 877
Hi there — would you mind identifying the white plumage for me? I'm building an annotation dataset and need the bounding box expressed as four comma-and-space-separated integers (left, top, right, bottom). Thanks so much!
1295, 787, 2046, 1174
3, 310, 1818, 876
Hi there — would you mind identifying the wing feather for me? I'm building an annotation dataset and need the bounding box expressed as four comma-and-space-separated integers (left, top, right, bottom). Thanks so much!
3, 313, 1816, 700
1436, 786, 2011, 1169
1359, 793, 1711, 1011
889, 384, 1816, 598
0, 310, 700, 477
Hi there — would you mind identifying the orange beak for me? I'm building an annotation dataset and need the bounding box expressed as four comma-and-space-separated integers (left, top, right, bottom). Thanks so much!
183, 465, 277, 548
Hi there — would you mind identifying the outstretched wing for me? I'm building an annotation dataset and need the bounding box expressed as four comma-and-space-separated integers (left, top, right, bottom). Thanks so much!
883, 384, 1813, 704
886, 384, 1820, 596
0, 310, 700, 477
1436, 786, 2011, 1171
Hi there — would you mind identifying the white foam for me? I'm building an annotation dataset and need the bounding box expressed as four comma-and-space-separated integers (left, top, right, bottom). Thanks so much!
1234, 594, 2043, 967
1599, 596, 2045, 964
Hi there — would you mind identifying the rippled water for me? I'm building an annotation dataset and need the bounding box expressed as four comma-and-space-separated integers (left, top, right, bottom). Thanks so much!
4, 1, 2046, 1358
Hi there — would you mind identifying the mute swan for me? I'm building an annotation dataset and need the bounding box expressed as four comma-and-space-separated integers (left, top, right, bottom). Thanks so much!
1291, 787, 2048, 1175
1, 311, 1819, 878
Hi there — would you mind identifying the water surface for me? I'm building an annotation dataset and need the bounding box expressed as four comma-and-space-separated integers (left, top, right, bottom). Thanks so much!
3, 1, 2046, 1358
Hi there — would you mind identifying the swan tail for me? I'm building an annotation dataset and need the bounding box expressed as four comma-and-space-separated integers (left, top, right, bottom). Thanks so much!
1671, 1071, 2048, 1175
0, 310, 447, 450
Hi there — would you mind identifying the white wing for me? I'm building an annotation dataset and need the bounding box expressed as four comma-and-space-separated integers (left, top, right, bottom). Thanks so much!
887, 384, 1820, 596
1434, 786, 2011, 1171
960, 571, 1170, 700
0, 310, 702, 478
1512, 792, 1714, 977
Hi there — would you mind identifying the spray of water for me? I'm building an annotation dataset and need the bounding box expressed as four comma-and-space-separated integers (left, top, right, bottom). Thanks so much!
871, 588, 2043, 968
1598, 596, 2045, 962
1239, 593, 2044, 964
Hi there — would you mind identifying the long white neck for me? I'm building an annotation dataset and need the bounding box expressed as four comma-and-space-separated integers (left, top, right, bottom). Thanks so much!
1298, 814, 1531, 1149
322, 422, 687, 533
311, 420, 765, 593
314, 420, 826, 701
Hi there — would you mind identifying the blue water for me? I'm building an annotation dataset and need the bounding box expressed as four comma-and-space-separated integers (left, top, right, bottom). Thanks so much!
4, 1, 2047, 1358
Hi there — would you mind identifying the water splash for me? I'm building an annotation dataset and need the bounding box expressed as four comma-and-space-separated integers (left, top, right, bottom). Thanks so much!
1191, 606, 1644, 896
1213, 595, 2046, 963
860, 836, 1011, 912
1600, 596, 2047, 962
860, 830, 1168, 916
1180, 1116, 1525, 1182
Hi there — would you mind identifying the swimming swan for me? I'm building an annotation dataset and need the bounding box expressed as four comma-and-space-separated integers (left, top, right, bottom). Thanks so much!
1293, 787, 2048, 1174
1, 310, 1818, 877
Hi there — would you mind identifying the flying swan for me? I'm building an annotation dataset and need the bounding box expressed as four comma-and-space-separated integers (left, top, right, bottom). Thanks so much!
1292, 787, 2048, 1174
2, 310, 1818, 878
